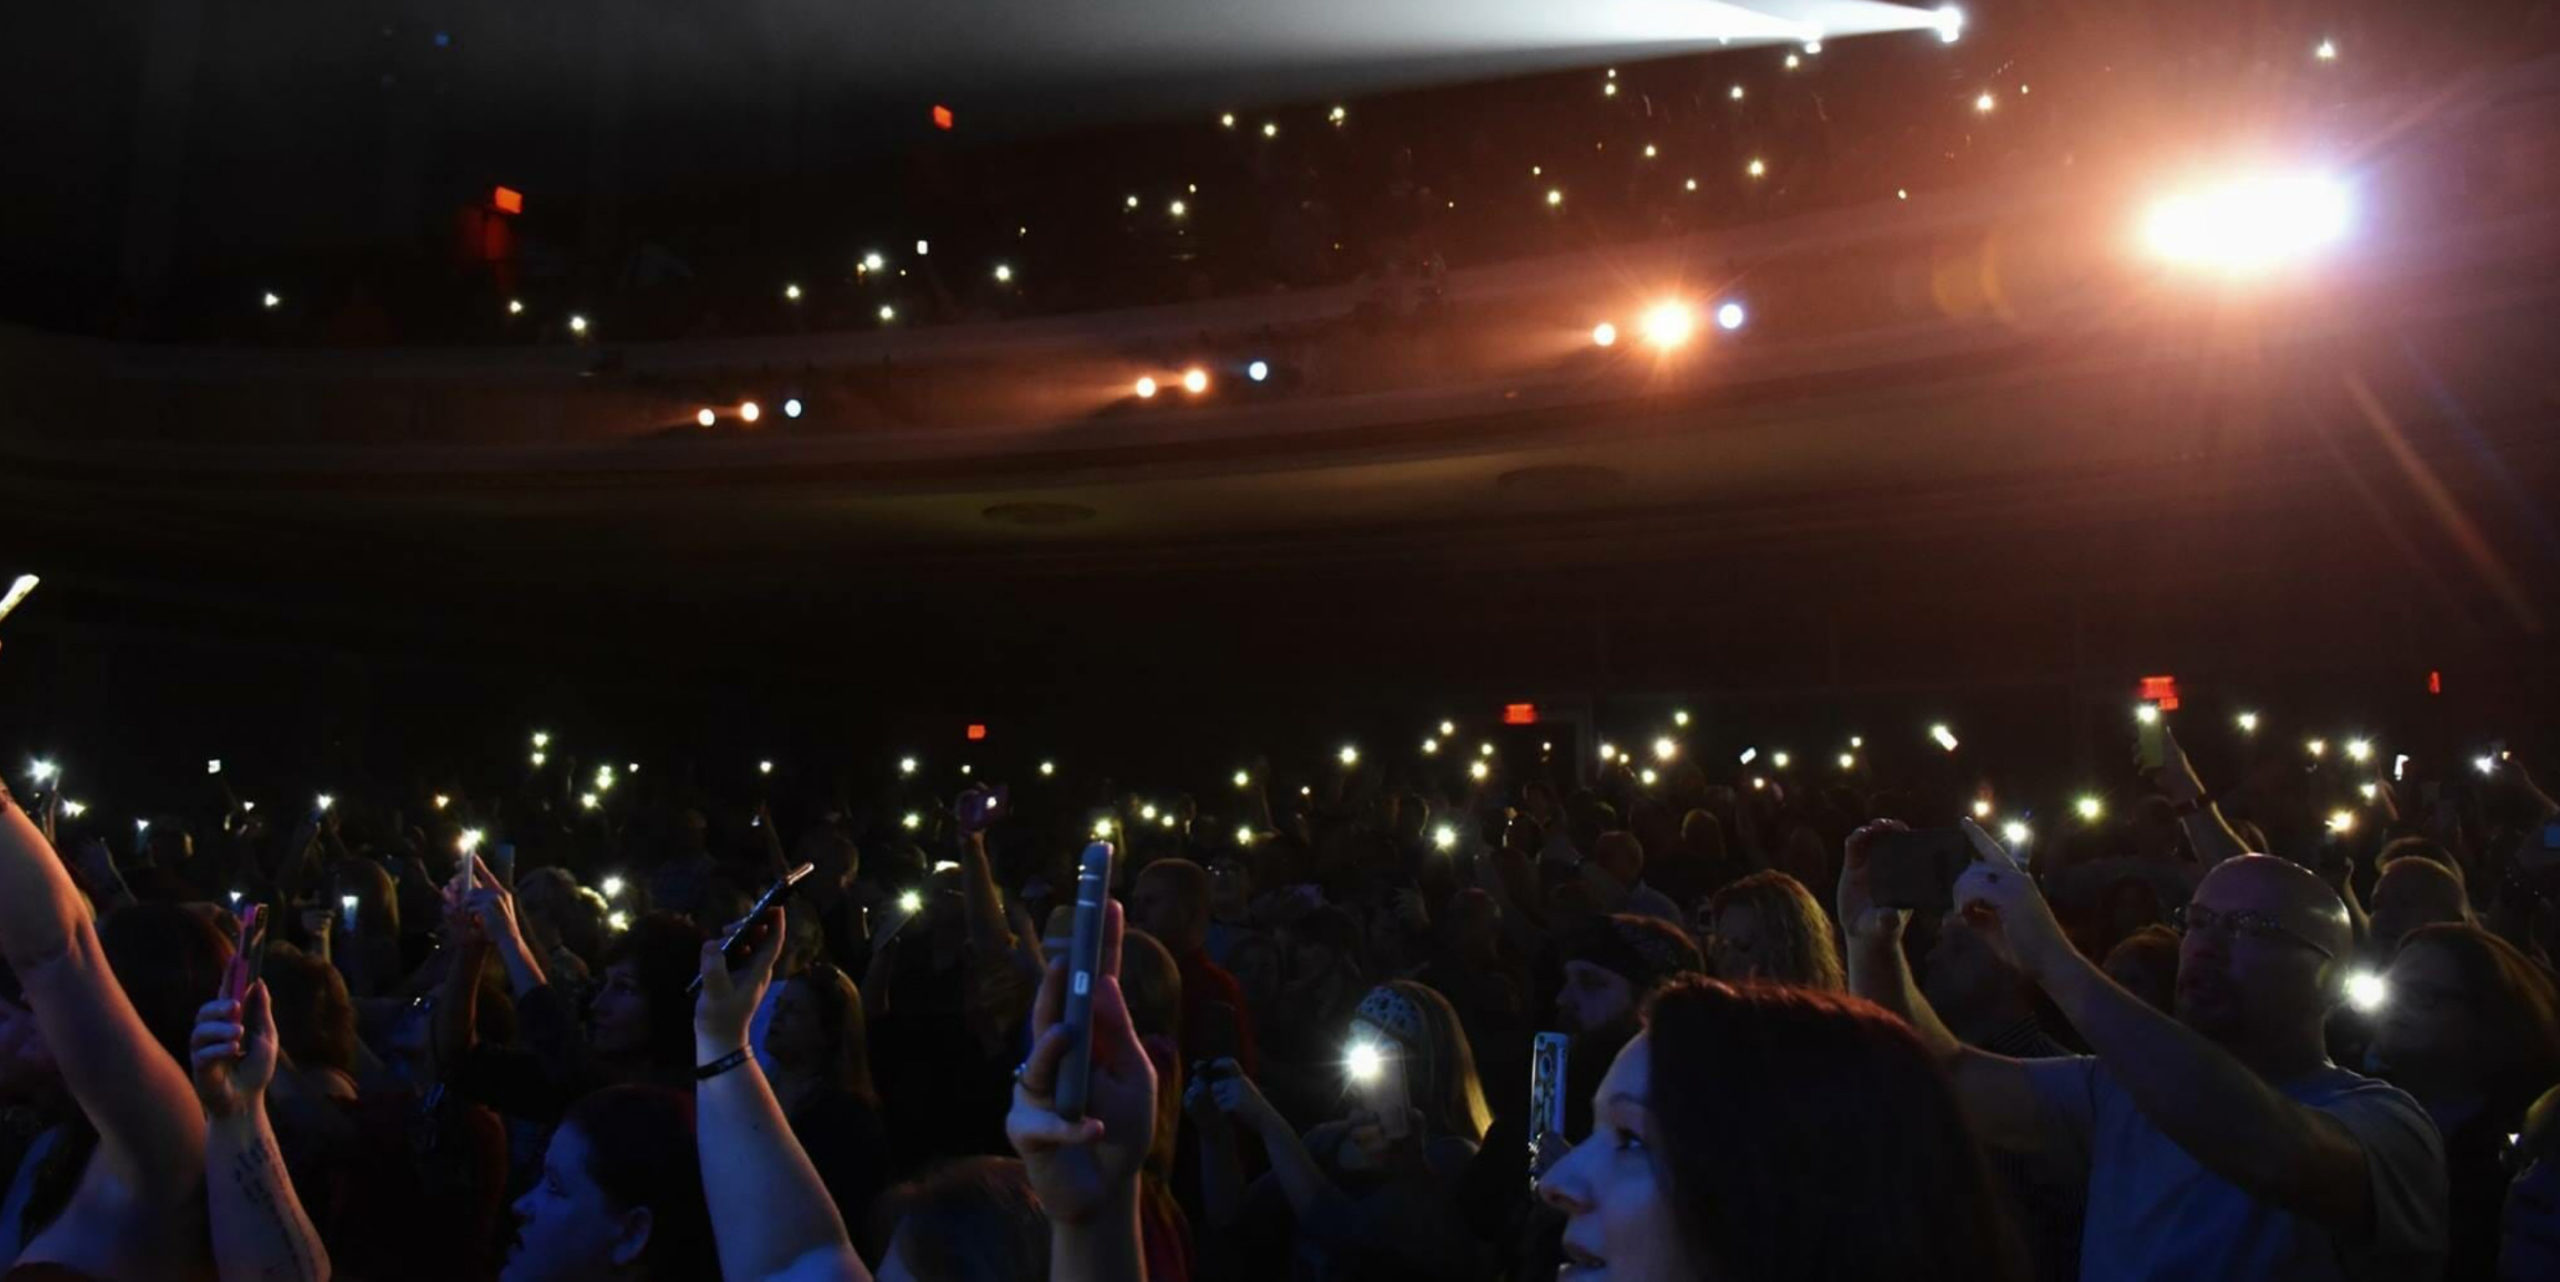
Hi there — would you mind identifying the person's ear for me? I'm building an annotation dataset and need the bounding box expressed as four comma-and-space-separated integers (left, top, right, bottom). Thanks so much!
609, 1204, 656, 1268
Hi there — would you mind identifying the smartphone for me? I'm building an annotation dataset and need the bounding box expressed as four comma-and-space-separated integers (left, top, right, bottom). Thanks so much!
487, 842, 517, 888
1529, 1031, 1570, 1181
0, 575, 37, 628
1868, 828, 1974, 913
958, 785, 1010, 834
687, 861, 815, 995
1054, 841, 1116, 1122
2135, 708, 2166, 773
222, 905, 270, 1002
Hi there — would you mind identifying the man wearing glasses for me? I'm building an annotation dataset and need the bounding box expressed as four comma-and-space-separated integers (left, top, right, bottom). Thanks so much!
1841, 819, 2447, 1282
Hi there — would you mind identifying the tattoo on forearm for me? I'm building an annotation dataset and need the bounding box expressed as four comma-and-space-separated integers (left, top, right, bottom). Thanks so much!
229, 1134, 321, 1281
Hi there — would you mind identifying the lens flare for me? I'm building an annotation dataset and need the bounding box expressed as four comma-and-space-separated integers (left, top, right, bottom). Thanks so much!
2142, 172, 2352, 272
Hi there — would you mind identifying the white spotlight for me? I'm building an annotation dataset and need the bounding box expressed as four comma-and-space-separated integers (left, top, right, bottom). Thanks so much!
2141, 172, 2352, 273
1247, 360, 1270, 382
783, 398, 803, 418
1715, 301, 1746, 331
1934, 6, 1965, 43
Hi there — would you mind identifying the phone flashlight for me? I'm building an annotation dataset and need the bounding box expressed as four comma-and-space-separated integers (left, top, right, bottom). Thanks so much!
1771, 751, 1792, 769
2474, 756, 2498, 777
458, 828, 486, 855
601, 874, 626, 898
1930, 725, 1960, 752
2345, 970, 2389, 1014
2345, 739, 2374, 764
1432, 824, 1458, 852
2393, 754, 2408, 782
898, 889, 924, 914
28, 760, 58, 786
932, 860, 959, 874
207, 759, 223, 775
315, 794, 335, 812
1737, 747, 1756, 765
340, 894, 359, 930
1345, 1040, 1385, 1083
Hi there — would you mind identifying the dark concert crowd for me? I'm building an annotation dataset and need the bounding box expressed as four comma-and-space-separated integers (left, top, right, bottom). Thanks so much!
0, 698, 2556, 1281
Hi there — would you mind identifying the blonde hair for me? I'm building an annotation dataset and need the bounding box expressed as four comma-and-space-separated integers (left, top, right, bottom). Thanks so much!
1707, 871, 1846, 992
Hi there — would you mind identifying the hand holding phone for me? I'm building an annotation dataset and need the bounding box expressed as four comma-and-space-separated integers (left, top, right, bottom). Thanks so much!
1529, 1031, 1570, 1181
957, 785, 1010, 835
689, 862, 813, 995
1053, 842, 1116, 1121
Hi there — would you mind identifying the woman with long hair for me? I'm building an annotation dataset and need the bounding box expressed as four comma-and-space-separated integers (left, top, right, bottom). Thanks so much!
764, 962, 890, 1234
1702, 871, 1844, 992
1189, 980, 1492, 1280
2370, 924, 2560, 1280
1538, 977, 2026, 1282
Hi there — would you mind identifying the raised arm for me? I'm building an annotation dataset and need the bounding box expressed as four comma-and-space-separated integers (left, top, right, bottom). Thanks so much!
1006, 899, 1154, 1282
2158, 727, 2250, 866
193, 983, 331, 1282
1837, 821, 2044, 1150
1950, 833, 2382, 1231
693, 907, 871, 1282
0, 790, 204, 1198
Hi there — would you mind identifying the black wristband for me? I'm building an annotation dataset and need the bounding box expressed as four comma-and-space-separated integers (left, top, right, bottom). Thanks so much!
694, 1046, 752, 1081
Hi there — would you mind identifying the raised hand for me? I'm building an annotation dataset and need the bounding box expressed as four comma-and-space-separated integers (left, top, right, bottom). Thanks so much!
1006, 899, 1157, 1227
190, 982, 278, 1119
1948, 818, 2067, 976
694, 906, 784, 1057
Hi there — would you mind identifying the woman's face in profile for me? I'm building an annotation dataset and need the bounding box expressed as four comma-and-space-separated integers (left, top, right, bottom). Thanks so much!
1535, 1032, 1692, 1281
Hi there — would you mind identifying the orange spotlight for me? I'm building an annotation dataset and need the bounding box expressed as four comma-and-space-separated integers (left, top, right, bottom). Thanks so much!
1591, 321, 1618, 348
1181, 368, 1209, 395
696, 408, 716, 427
1640, 301, 1696, 349
1135, 376, 1159, 399
739, 400, 761, 423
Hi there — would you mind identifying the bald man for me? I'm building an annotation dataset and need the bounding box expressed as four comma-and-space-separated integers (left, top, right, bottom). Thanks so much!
1843, 826, 2446, 1282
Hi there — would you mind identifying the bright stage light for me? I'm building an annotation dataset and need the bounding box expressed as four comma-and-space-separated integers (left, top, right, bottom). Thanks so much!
1546, 188, 1564, 206
783, 398, 803, 418
1181, 368, 1210, 394
2141, 172, 2352, 273
2315, 38, 2336, 61
1220, 112, 1235, 128
696, 408, 716, 427
507, 299, 524, 316
1591, 321, 1617, 348
1247, 360, 1270, 382
994, 263, 1014, 282
1747, 157, 1766, 178
1715, 301, 1746, 331
568, 315, 589, 335
738, 401, 761, 423
1974, 92, 1995, 113
1169, 199, 1188, 218
1640, 301, 1695, 349
1262, 121, 1278, 138
878, 304, 897, 322
1729, 84, 1744, 101
1135, 376, 1159, 399
783, 283, 802, 301
261, 291, 281, 309
1934, 6, 1965, 43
